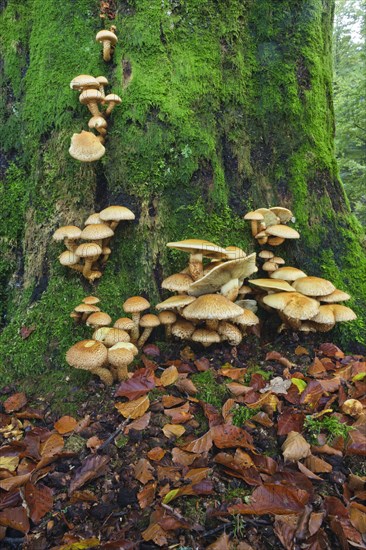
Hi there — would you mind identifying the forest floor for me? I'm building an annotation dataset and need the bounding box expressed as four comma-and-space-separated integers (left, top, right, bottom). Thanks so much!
0, 334, 365, 550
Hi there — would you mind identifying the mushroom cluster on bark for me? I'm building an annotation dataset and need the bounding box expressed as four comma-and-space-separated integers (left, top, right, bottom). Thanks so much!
156, 239, 260, 347
244, 207, 300, 246
53, 205, 135, 281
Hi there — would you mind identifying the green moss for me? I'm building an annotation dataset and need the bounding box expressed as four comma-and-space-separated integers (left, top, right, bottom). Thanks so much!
304, 414, 354, 444
232, 405, 260, 427
191, 370, 228, 409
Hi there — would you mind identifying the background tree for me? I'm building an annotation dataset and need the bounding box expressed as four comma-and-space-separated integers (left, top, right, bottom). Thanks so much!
0, 0, 365, 380
333, 0, 366, 224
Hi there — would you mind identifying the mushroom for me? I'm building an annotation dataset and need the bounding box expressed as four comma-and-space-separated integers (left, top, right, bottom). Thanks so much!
166, 239, 228, 281
75, 242, 103, 281
171, 319, 196, 340
85, 213, 103, 225
156, 295, 196, 313
95, 76, 109, 97
269, 267, 307, 281
74, 303, 101, 322
85, 311, 112, 328
103, 94, 122, 116
114, 317, 135, 332
192, 328, 220, 347
341, 399, 363, 418
161, 273, 193, 294
182, 294, 244, 331
137, 314, 161, 348
224, 246, 247, 260
108, 347, 134, 382
66, 340, 113, 386
96, 29, 118, 62
99, 205, 135, 231
265, 224, 300, 240
80, 223, 114, 248
248, 278, 295, 293
104, 328, 131, 347
262, 261, 278, 273
70, 74, 100, 91
79, 89, 104, 117
292, 276, 336, 297
317, 289, 351, 303
269, 207, 293, 223
123, 296, 150, 342
53, 225, 81, 252
59, 250, 83, 273
82, 296, 100, 305
218, 322, 242, 346
88, 115, 108, 136
244, 211, 264, 237
263, 292, 320, 321
69, 131, 105, 162
258, 250, 275, 260
158, 311, 177, 339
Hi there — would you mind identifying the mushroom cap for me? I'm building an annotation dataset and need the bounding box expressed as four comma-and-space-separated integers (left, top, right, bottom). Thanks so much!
188, 254, 257, 297
292, 276, 336, 297
139, 314, 160, 328
341, 399, 363, 417
75, 242, 102, 258
108, 347, 134, 368
100, 205, 135, 222
262, 261, 278, 272
182, 294, 244, 321
263, 292, 320, 320
123, 296, 150, 313
92, 327, 112, 342
80, 223, 114, 241
238, 285, 252, 296
269, 207, 293, 223
235, 299, 258, 312
156, 295, 196, 310
74, 303, 100, 314
311, 304, 357, 324
244, 211, 264, 221
249, 278, 295, 292
171, 320, 196, 339
104, 93, 122, 104
96, 30, 118, 44
79, 89, 104, 105
166, 239, 228, 259
104, 328, 131, 347
218, 322, 242, 345
272, 257, 285, 265
53, 225, 82, 241
254, 208, 279, 227
69, 131, 105, 162
96, 76, 109, 86
258, 250, 275, 259
70, 74, 100, 90
192, 328, 220, 345
66, 340, 108, 370
230, 310, 260, 326
84, 213, 102, 225
317, 289, 351, 303
265, 224, 300, 239
267, 236, 285, 246
86, 311, 112, 327
88, 116, 108, 130
269, 267, 307, 281
162, 273, 193, 292
82, 296, 101, 305
114, 317, 135, 331
59, 250, 80, 266
224, 246, 247, 260
158, 311, 177, 325
110, 342, 139, 356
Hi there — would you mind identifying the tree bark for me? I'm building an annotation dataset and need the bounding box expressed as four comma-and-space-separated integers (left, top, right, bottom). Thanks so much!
0, 0, 365, 378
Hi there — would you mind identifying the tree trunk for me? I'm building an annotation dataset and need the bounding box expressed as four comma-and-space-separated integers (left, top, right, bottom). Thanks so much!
0, 0, 365, 378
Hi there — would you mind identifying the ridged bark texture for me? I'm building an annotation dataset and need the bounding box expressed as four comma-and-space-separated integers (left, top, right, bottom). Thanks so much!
0, 0, 365, 379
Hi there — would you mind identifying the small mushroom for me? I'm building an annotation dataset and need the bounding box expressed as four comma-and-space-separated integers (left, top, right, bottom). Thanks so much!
108, 346, 134, 382
99, 205, 135, 231
66, 340, 112, 386
70, 74, 100, 91
75, 242, 103, 281
137, 314, 160, 348
79, 89, 104, 117
59, 250, 83, 272
96, 76, 109, 97
86, 311, 112, 328
123, 296, 150, 342
69, 131, 105, 162
96, 29, 118, 62
103, 94, 122, 116
88, 115, 108, 136
158, 311, 177, 339
53, 226, 82, 252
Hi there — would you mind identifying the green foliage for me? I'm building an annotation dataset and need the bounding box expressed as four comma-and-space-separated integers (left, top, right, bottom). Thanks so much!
304, 414, 354, 444
232, 405, 260, 427
192, 370, 228, 409
244, 365, 271, 385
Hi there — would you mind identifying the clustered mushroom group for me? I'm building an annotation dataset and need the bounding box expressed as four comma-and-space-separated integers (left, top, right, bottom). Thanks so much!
66, 294, 161, 385
53, 205, 135, 281
69, 26, 121, 161
155, 239, 261, 347
244, 207, 300, 246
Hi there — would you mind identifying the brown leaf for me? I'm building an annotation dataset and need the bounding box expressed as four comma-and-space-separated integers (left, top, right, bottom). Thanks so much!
86, 436, 103, 451
160, 365, 179, 387
115, 369, 155, 400
162, 395, 185, 408
147, 447, 166, 461
308, 357, 326, 376
297, 461, 323, 480
115, 396, 150, 419
182, 431, 213, 453
220, 367, 248, 381
20, 325, 36, 339
0, 473, 31, 491
282, 431, 311, 462
227, 382, 252, 396
222, 398, 236, 420
175, 375, 198, 395
346, 430, 366, 456
69, 490, 98, 504
184, 467, 211, 484
162, 424, 186, 438
69, 455, 110, 494
303, 454, 332, 473
207, 532, 231, 549
0, 456, 19, 472
211, 424, 254, 450
40, 433, 64, 457
138, 481, 157, 509
164, 403, 192, 424
24, 482, 53, 523
195, 357, 210, 371
229, 484, 309, 515
295, 346, 309, 356
300, 380, 324, 407
0, 506, 30, 533
54, 416, 78, 435
277, 409, 305, 435
266, 351, 295, 368
171, 447, 197, 466
349, 503, 366, 534
318, 343, 344, 358
3, 392, 27, 413
134, 458, 154, 485
125, 412, 151, 433
142, 522, 168, 546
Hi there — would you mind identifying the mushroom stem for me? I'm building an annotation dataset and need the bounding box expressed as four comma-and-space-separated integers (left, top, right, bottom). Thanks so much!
117, 364, 129, 381
68, 264, 84, 273
87, 102, 102, 117
164, 325, 172, 339
83, 255, 101, 280
250, 221, 259, 237
137, 328, 153, 348
105, 101, 118, 116
102, 40, 113, 62
206, 320, 219, 331
64, 238, 78, 252
91, 366, 113, 386
130, 313, 141, 342
189, 253, 203, 281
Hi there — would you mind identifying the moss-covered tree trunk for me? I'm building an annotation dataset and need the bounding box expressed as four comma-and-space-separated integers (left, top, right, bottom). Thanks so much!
1, 0, 365, 378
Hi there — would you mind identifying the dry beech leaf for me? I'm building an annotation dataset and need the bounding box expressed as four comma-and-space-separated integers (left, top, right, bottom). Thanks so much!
160, 365, 179, 386
0, 456, 19, 472
3, 393, 27, 413
304, 454, 332, 473
125, 412, 151, 433
0, 506, 30, 533
260, 377, 292, 395
115, 368, 155, 400
229, 484, 309, 515
86, 436, 103, 451
349, 503, 366, 534
175, 375, 198, 395
265, 351, 295, 369
69, 455, 110, 494
247, 392, 279, 411
147, 447, 166, 461
54, 416, 78, 435
134, 459, 155, 485
295, 346, 309, 356
162, 424, 186, 438
0, 473, 31, 492
142, 522, 168, 547
162, 395, 185, 408
227, 382, 252, 396
211, 424, 254, 450
220, 367, 247, 381
222, 398, 236, 420
297, 461, 323, 481
207, 532, 231, 549
40, 433, 64, 457
184, 467, 211, 484
171, 447, 197, 466
24, 482, 53, 523
182, 431, 213, 453
282, 431, 311, 462
115, 395, 150, 419
138, 481, 157, 509
164, 403, 192, 424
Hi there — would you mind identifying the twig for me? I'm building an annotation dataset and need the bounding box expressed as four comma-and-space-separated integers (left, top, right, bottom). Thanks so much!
97, 417, 130, 452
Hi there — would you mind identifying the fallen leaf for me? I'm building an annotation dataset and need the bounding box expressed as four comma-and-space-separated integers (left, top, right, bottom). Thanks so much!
56, 538, 100, 550
115, 395, 150, 419
0, 506, 30, 533
3, 392, 27, 413
222, 398, 236, 420
349, 503, 366, 534
171, 447, 197, 466
295, 346, 309, 356
142, 522, 168, 546
211, 424, 254, 450
134, 458, 154, 484
318, 343, 344, 358
20, 325, 36, 339
229, 484, 309, 515
162, 395, 185, 408
260, 377, 292, 394
160, 365, 179, 386
175, 375, 198, 395
162, 424, 186, 438
266, 351, 294, 368
115, 369, 155, 400
143, 344, 160, 357
147, 447, 166, 461
25, 482, 53, 523
40, 433, 64, 457
0, 473, 31, 491
182, 431, 213, 453
125, 412, 151, 433
0, 456, 19, 472
184, 467, 211, 484
282, 431, 311, 462
346, 430, 366, 456
164, 402, 192, 424
138, 481, 157, 509
86, 436, 103, 451
291, 378, 307, 394
207, 532, 231, 549
69, 455, 110, 494
54, 416, 78, 435
304, 454, 332, 473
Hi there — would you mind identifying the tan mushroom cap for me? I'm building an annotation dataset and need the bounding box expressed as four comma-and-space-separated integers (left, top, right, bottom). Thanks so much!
318, 289, 351, 303
238, 285, 252, 296
108, 347, 134, 369
88, 116, 107, 130
96, 30, 118, 44
244, 211, 264, 221
69, 131, 105, 162
262, 261, 278, 272
104, 93, 122, 105
192, 328, 220, 346
86, 311, 112, 327
224, 246, 247, 260
162, 273, 193, 292
166, 239, 228, 259
53, 226, 82, 241
182, 294, 244, 321
265, 225, 300, 239
85, 213, 102, 225
270, 267, 307, 281
59, 250, 80, 266
218, 322, 242, 345
82, 296, 101, 305
96, 76, 109, 86
70, 74, 100, 90
341, 399, 363, 417
114, 317, 136, 331
92, 327, 112, 342
254, 208, 279, 227
267, 237, 285, 246
235, 299, 258, 312
110, 342, 139, 356
156, 295, 196, 310
75, 242, 103, 257
104, 328, 131, 347
74, 303, 100, 314
139, 314, 160, 328
269, 207, 293, 223
292, 276, 336, 297
311, 304, 357, 324
188, 254, 258, 297
258, 250, 275, 259
79, 89, 103, 105
272, 257, 285, 265
263, 292, 320, 320
100, 205, 135, 222
158, 311, 177, 325
80, 223, 114, 241
231, 310, 260, 326
123, 296, 150, 313
66, 340, 108, 370
171, 320, 195, 339
249, 278, 295, 292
